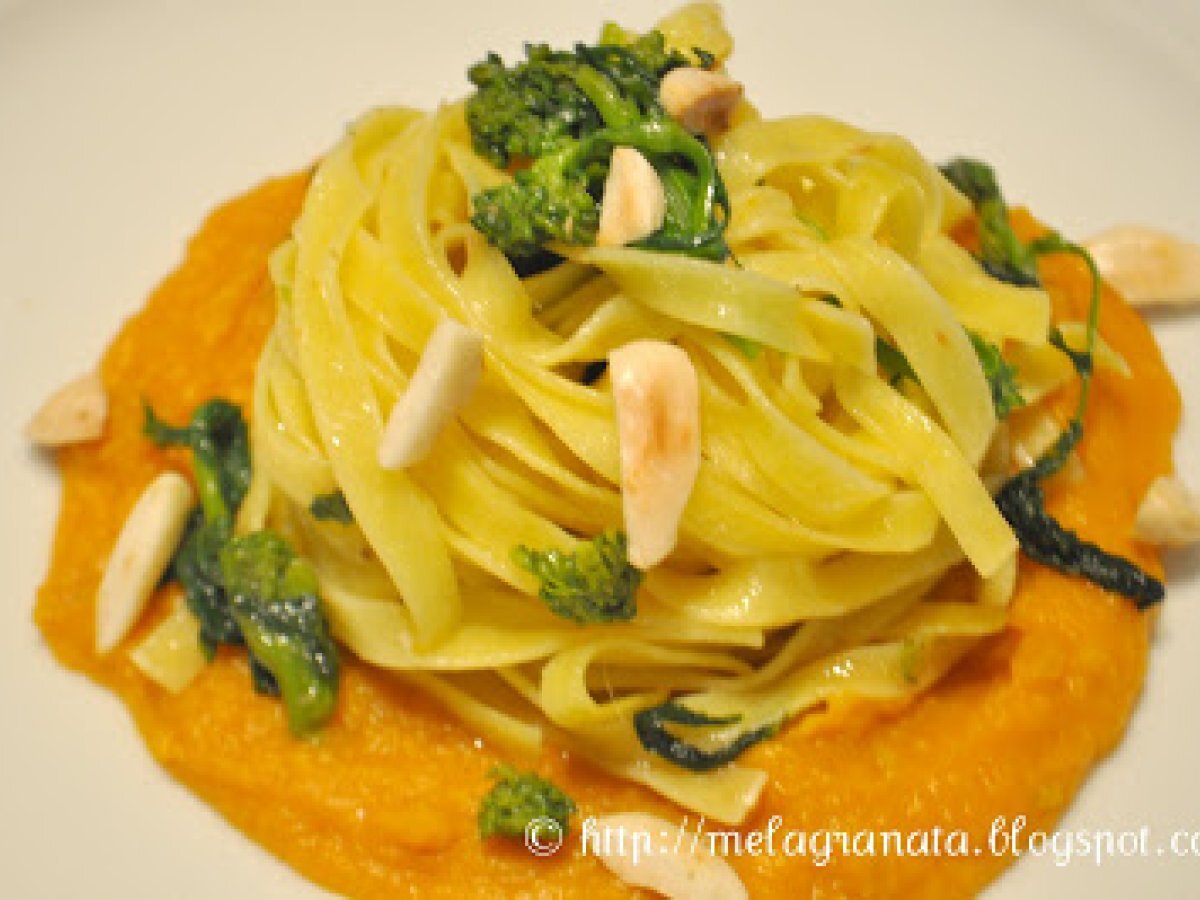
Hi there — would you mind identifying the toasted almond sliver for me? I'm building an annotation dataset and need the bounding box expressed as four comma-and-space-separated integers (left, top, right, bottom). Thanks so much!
596, 147, 667, 249
610, 341, 701, 569
659, 66, 743, 134
1084, 224, 1200, 306
588, 812, 748, 900
96, 472, 195, 655
1134, 475, 1200, 548
25, 370, 108, 447
378, 316, 483, 470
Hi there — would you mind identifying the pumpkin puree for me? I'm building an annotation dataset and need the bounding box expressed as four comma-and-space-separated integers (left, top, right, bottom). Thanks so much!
35, 174, 1179, 898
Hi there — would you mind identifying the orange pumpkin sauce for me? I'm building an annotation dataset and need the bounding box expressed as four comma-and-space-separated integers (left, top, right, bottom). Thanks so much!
36, 179, 1178, 898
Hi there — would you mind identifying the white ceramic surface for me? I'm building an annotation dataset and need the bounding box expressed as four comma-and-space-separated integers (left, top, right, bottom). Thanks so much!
2, 1, 1197, 896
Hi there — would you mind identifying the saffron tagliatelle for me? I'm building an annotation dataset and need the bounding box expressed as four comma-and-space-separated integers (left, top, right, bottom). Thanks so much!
238, 4, 1040, 825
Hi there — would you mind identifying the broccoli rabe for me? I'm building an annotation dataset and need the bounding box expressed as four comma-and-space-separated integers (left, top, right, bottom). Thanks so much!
466, 30, 731, 262
633, 700, 777, 772
967, 331, 1025, 419
471, 145, 602, 258
310, 489, 354, 524
941, 157, 1164, 606
467, 47, 604, 169
512, 530, 642, 624
144, 400, 250, 652
873, 328, 1022, 420
468, 32, 689, 167
144, 399, 341, 732
219, 532, 340, 735
995, 463, 1164, 609
477, 765, 576, 842
144, 399, 251, 525
940, 157, 1039, 287
875, 337, 918, 387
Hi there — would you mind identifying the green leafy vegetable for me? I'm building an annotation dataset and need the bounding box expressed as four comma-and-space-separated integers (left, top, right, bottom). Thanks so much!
633, 701, 777, 772
477, 765, 576, 841
512, 530, 642, 623
876, 329, 1022, 420
219, 532, 340, 735
1049, 325, 1094, 376
470, 146, 602, 258
875, 337, 917, 386
968, 331, 1025, 418
995, 467, 1164, 609
310, 490, 354, 524
993, 253, 1163, 608
144, 400, 251, 652
822, 294, 921, 389
144, 399, 341, 731
468, 49, 603, 169
171, 509, 241, 652
466, 30, 730, 261
942, 158, 1164, 607
144, 399, 251, 521
940, 157, 1039, 287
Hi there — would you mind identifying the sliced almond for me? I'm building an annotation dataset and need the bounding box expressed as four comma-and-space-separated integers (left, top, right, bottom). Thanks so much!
26, 370, 108, 447
596, 147, 667, 248
1134, 475, 1200, 548
96, 472, 195, 655
1084, 224, 1200, 306
587, 812, 747, 900
378, 316, 483, 469
610, 341, 700, 569
659, 67, 744, 134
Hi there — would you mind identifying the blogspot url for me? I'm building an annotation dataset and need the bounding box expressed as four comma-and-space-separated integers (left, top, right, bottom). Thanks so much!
538, 815, 1200, 868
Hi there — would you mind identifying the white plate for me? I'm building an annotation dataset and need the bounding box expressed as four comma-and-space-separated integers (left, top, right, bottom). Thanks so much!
2, 1, 1197, 897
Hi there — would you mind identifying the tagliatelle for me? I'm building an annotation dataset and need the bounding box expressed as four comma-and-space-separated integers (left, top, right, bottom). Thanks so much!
225, 5, 1046, 826
27, 0, 1194, 895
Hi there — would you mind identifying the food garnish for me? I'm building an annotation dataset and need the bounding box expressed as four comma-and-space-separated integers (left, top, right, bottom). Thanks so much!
478, 765, 576, 842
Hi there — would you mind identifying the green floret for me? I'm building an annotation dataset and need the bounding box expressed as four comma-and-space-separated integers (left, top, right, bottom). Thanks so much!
220, 532, 340, 735
465, 29, 730, 262
470, 146, 603, 258
477, 765, 576, 842
467, 32, 689, 167
467, 46, 604, 168
512, 530, 642, 624
144, 398, 341, 732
